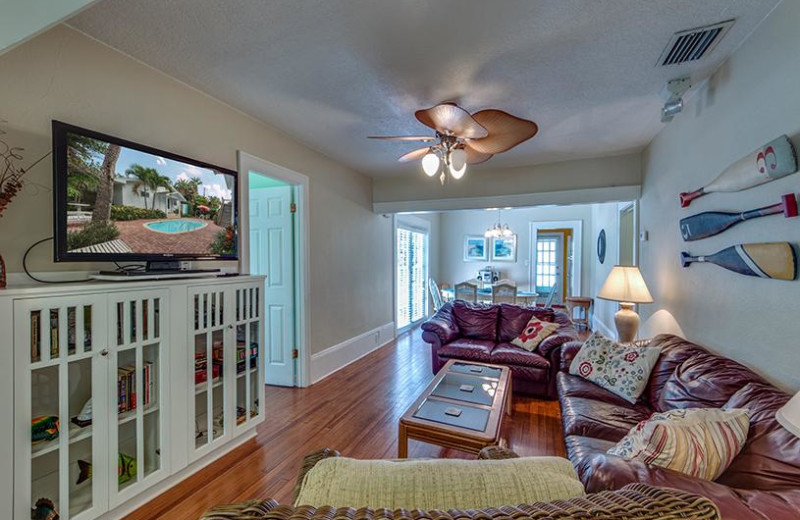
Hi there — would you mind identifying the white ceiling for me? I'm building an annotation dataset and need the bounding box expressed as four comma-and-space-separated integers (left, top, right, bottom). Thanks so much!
68, 0, 779, 178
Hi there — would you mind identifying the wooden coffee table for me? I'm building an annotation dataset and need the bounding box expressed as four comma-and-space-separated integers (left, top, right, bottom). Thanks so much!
398, 359, 512, 457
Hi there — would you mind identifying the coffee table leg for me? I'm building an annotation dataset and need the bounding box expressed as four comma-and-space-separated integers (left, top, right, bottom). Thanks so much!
398, 423, 408, 458
506, 378, 513, 416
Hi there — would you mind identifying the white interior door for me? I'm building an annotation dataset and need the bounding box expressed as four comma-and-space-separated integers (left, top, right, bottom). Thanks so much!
249, 185, 295, 387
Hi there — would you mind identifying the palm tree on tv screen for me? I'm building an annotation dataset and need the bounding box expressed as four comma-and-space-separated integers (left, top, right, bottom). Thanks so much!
126, 163, 174, 210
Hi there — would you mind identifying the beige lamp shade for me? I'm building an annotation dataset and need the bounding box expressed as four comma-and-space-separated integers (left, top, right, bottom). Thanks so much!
597, 266, 653, 304
777, 391, 800, 439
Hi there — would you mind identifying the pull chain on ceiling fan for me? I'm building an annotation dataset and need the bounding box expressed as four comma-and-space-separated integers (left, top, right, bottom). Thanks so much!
369, 103, 538, 184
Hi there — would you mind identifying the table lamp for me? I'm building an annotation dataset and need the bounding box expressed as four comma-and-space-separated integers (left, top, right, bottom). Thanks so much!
597, 266, 653, 343
777, 391, 800, 438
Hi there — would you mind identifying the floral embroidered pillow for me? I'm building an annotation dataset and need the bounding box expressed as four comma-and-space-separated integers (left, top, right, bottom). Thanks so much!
510, 317, 559, 352
569, 332, 661, 403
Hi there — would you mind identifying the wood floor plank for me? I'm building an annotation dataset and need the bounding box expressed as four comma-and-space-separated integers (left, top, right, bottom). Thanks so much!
124, 326, 571, 519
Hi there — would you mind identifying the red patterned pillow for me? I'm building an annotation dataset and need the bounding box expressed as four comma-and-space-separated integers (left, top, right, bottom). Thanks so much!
511, 317, 559, 352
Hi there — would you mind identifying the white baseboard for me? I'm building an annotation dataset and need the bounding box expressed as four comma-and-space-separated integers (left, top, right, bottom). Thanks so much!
310, 322, 395, 384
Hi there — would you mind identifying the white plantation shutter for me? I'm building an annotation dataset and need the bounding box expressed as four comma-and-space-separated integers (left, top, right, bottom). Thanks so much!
396, 225, 428, 329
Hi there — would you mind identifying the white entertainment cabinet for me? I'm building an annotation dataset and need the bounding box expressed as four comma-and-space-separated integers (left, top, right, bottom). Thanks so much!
0, 275, 266, 520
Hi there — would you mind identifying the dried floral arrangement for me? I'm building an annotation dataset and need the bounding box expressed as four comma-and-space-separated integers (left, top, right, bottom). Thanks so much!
0, 124, 50, 219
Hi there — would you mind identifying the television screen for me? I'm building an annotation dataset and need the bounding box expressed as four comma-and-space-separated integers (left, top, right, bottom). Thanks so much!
52, 121, 238, 262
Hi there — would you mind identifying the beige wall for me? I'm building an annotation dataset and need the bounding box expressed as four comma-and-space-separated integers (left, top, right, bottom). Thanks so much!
0, 25, 392, 355
373, 153, 641, 206
638, 0, 800, 391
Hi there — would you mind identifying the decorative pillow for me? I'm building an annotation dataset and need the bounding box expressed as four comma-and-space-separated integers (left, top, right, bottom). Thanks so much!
569, 332, 661, 404
510, 317, 559, 352
608, 408, 750, 481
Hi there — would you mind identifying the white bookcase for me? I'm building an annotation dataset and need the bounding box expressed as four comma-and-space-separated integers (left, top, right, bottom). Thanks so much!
0, 276, 265, 520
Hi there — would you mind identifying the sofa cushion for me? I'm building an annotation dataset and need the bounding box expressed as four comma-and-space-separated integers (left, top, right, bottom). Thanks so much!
644, 335, 705, 411
491, 342, 550, 368
657, 350, 766, 411
561, 395, 653, 442
608, 408, 750, 481
718, 382, 800, 490
294, 455, 584, 509
557, 372, 638, 408
438, 339, 495, 363
452, 301, 500, 341
569, 332, 661, 404
497, 304, 555, 342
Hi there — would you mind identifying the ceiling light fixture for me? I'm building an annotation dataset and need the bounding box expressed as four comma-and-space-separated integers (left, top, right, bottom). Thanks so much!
485, 209, 513, 238
421, 151, 440, 177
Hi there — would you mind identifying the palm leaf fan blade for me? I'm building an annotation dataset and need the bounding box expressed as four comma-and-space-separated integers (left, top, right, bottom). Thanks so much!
414, 104, 488, 139
467, 110, 538, 154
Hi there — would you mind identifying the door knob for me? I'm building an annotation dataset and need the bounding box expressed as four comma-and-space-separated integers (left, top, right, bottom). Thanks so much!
100, 349, 109, 357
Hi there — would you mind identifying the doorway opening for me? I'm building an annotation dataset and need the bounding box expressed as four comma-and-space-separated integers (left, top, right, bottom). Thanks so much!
238, 152, 309, 387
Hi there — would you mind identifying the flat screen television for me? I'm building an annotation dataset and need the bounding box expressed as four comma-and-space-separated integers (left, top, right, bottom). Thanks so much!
52, 121, 238, 263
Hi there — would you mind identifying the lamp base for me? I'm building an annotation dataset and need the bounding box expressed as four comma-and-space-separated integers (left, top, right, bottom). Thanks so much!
614, 302, 640, 344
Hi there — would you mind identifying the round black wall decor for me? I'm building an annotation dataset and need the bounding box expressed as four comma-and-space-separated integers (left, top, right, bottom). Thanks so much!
597, 229, 607, 264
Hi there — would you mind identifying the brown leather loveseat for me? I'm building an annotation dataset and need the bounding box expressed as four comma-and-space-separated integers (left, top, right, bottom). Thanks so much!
558, 333, 800, 519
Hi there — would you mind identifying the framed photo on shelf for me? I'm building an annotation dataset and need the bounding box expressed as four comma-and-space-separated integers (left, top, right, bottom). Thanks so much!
463, 235, 488, 262
491, 235, 517, 262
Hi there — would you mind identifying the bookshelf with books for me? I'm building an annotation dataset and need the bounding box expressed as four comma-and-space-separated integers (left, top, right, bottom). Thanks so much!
3, 276, 264, 520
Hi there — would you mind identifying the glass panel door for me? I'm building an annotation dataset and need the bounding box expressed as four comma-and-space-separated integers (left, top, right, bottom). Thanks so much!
16, 296, 108, 520
234, 285, 262, 430
108, 291, 168, 506
396, 225, 429, 330
190, 287, 228, 457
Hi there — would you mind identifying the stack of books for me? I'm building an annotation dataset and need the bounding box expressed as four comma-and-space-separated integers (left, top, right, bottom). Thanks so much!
118, 362, 155, 413
236, 345, 259, 374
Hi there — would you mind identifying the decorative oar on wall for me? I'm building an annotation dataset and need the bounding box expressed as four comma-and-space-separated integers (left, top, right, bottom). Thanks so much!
680, 193, 798, 241
681, 242, 797, 280
680, 135, 798, 208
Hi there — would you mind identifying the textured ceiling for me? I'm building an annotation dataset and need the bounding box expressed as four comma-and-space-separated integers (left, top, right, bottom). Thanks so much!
68, 0, 779, 177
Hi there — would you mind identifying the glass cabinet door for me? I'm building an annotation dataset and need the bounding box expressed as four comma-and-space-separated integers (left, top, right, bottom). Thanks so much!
234, 285, 263, 430
108, 290, 169, 507
15, 296, 108, 520
190, 287, 229, 457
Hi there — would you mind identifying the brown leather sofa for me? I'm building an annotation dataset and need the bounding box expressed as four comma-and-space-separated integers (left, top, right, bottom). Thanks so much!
421, 301, 579, 397
558, 333, 800, 520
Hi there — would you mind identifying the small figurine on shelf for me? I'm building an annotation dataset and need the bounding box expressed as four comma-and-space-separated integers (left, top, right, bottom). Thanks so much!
31, 498, 59, 520
71, 398, 92, 428
76, 452, 137, 485
31, 416, 60, 443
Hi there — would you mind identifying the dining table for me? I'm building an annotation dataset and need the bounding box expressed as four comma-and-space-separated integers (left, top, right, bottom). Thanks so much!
441, 286, 539, 306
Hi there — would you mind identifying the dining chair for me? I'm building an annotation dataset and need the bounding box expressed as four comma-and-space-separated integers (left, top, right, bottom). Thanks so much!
454, 281, 478, 303
496, 278, 516, 287
491, 282, 517, 304
429, 278, 444, 312
544, 279, 560, 308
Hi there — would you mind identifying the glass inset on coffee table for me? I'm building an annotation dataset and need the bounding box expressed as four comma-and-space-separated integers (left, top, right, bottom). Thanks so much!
398, 359, 511, 457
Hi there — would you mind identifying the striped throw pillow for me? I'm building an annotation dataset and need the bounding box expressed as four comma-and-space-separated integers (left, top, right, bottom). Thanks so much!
608, 408, 750, 481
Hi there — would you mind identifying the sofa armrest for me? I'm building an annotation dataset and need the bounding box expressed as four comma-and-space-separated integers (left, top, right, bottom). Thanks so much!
559, 340, 584, 372
421, 303, 459, 345
576, 452, 791, 520
478, 445, 519, 459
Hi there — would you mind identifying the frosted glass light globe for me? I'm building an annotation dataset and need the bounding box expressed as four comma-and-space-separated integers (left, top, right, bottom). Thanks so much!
449, 149, 467, 179
422, 153, 440, 176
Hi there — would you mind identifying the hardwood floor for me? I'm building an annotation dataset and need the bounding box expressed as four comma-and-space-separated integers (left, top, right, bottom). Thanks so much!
125, 327, 567, 520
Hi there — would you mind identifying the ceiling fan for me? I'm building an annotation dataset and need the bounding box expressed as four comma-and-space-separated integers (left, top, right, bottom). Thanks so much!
369, 103, 538, 184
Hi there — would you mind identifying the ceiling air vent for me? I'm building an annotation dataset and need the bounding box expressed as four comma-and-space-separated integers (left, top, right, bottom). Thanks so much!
657, 19, 735, 66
